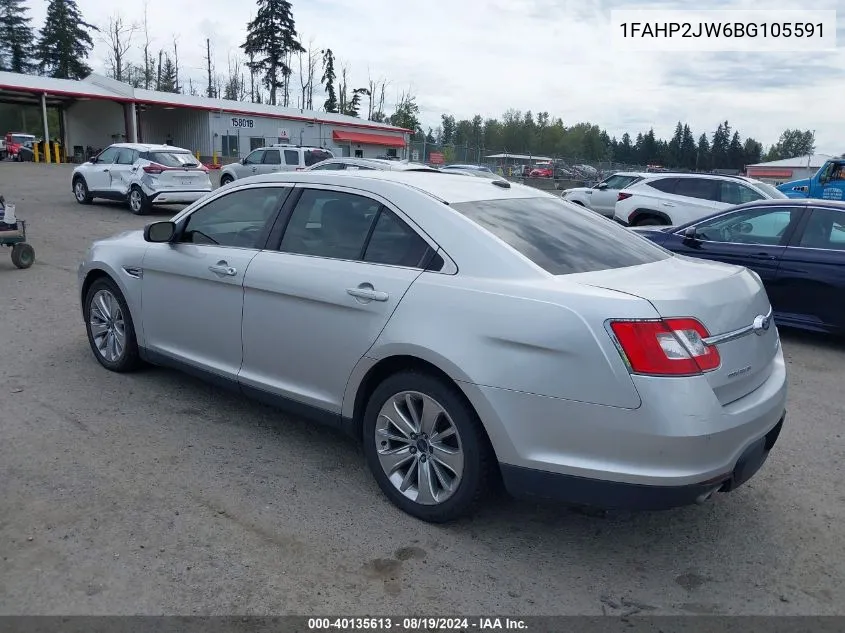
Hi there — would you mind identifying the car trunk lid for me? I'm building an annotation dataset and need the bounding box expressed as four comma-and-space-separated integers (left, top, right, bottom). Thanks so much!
566, 254, 779, 405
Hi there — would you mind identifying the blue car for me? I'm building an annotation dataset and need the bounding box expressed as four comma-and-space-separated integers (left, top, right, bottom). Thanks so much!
634, 198, 845, 335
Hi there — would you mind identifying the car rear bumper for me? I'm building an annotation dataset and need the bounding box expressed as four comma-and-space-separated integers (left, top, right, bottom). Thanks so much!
500, 414, 783, 510
461, 346, 787, 509
147, 189, 211, 205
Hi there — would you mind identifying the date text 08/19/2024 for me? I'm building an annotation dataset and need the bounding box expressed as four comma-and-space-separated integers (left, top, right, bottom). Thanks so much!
307, 617, 528, 631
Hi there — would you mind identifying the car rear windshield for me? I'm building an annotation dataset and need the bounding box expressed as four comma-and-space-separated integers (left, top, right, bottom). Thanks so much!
304, 149, 333, 166
451, 197, 671, 275
10, 134, 34, 144
754, 182, 788, 199
145, 151, 200, 167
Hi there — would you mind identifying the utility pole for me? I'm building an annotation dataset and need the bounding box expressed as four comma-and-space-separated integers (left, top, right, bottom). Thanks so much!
206, 39, 214, 98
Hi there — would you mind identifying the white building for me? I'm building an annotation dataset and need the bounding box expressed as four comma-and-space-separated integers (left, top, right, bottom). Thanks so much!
745, 154, 834, 185
0, 71, 410, 162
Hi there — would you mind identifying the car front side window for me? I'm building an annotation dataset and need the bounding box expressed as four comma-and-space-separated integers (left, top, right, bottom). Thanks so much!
693, 208, 799, 245
244, 150, 264, 165
95, 147, 119, 164
180, 187, 288, 249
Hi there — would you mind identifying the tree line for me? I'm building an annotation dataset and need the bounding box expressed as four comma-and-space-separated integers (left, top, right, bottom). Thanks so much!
0, 0, 828, 168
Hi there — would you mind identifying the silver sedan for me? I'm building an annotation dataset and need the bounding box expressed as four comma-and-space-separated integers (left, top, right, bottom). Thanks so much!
78, 171, 787, 522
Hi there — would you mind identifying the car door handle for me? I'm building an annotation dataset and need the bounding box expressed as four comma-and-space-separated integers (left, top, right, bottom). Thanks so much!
662, 201, 675, 207
754, 252, 778, 260
208, 262, 237, 276
347, 286, 389, 302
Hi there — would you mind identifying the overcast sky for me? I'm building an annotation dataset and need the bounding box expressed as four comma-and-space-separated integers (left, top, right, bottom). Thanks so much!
24, 0, 845, 154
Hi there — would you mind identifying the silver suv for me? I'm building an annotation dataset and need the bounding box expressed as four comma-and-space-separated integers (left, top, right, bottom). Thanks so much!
220, 145, 333, 185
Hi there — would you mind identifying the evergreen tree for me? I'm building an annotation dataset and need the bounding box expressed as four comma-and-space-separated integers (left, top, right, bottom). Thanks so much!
321, 48, 337, 113
743, 138, 763, 165
618, 132, 633, 164
697, 133, 711, 171
35, 0, 95, 79
728, 131, 744, 170
241, 0, 304, 106
0, 0, 34, 73
680, 124, 697, 170
668, 122, 683, 168
158, 55, 179, 93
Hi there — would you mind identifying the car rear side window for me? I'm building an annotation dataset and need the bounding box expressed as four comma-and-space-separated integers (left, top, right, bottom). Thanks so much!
674, 178, 719, 201
304, 149, 332, 166
283, 150, 299, 166
451, 197, 670, 275
263, 149, 281, 165
363, 209, 431, 268
646, 178, 677, 193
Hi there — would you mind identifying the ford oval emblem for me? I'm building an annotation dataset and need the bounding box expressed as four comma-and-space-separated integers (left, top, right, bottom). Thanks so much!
752, 314, 771, 335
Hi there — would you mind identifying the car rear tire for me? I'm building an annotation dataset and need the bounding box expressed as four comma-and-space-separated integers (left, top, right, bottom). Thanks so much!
220, 174, 234, 186
128, 186, 150, 215
73, 177, 93, 204
362, 371, 493, 523
633, 216, 665, 226
84, 277, 142, 373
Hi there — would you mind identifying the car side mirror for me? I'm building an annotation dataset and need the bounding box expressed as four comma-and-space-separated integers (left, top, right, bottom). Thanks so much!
596, 183, 608, 190
144, 221, 177, 243
683, 226, 698, 240
241, 157, 247, 165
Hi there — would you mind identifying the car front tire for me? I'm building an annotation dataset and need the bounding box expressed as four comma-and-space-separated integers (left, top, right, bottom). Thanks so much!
220, 174, 234, 186
73, 177, 93, 204
362, 371, 493, 523
84, 277, 142, 373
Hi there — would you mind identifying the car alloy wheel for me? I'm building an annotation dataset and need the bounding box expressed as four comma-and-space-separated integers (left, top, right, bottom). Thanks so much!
375, 390, 465, 505
74, 179, 91, 204
129, 188, 144, 214
89, 289, 127, 364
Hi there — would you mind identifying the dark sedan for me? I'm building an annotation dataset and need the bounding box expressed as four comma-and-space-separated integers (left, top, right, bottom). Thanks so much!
633, 199, 845, 335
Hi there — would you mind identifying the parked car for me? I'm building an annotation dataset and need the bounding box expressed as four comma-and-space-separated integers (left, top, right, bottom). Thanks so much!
777, 158, 845, 200
4, 132, 36, 161
306, 157, 437, 172
633, 198, 845, 335
219, 145, 334, 185
78, 170, 786, 523
529, 162, 554, 178
71, 143, 213, 215
561, 172, 649, 217
614, 173, 787, 227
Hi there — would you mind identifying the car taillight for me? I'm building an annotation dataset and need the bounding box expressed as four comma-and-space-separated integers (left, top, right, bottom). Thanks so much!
618, 192, 632, 201
143, 163, 165, 175
608, 318, 720, 376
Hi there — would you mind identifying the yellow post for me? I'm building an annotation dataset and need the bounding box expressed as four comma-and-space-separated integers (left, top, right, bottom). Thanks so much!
33, 144, 39, 162
195, 150, 200, 161
53, 142, 61, 163
213, 150, 218, 166
44, 141, 51, 164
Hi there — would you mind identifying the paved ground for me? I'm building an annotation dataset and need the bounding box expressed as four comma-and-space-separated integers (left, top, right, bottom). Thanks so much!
1, 163, 843, 616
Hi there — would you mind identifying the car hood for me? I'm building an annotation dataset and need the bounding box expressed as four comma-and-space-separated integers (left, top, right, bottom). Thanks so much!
561, 187, 592, 195
777, 178, 811, 198
93, 229, 145, 248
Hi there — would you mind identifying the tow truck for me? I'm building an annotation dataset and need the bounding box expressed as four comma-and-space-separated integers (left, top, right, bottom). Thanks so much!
777, 158, 845, 201
4, 132, 36, 161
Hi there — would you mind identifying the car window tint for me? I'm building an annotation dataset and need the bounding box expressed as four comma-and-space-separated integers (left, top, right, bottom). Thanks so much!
694, 207, 799, 245
279, 189, 380, 260
146, 151, 198, 167
601, 175, 634, 189
451, 197, 670, 275
96, 147, 119, 164
674, 178, 719, 200
284, 150, 299, 166
263, 149, 281, 165
799, 208, 845, 250
304, 149, 333, 166
180, 187, 287, 248
244, 150, 264, 165
363, 209, 431, 268
311, 162, 345, 170
720, 181, 764, 205
646, 178, 677, 193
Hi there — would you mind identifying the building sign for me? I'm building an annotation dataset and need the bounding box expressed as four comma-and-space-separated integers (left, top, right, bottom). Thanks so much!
429, 152, 445, 165
278, 128, 290, 141
230, 117, 255, 129
411, 149, 420, 162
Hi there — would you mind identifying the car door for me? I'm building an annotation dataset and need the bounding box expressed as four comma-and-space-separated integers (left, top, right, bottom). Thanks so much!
110, 148, 139, 194
282, 149, 300, 172
775, 206, 845, 331
819, 161, 845, 201
239, 185, 435, 413
259, 148, 283, 175
672, 205, 804, 313
140, 185, 292, 379
718, 180, 765, 207
590, 175, 637, 215
668, 177, 722, 223
237, 149, 265, 178
86, 146, 120, 192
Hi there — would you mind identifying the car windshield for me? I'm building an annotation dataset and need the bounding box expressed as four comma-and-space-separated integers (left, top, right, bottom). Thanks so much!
148, 151, 199, 167
451, 196, 671, 275
304, 149, 333, 166
753, 182, 788, 199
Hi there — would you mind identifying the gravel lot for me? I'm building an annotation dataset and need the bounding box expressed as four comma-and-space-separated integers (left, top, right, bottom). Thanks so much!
0, 162, 843, 616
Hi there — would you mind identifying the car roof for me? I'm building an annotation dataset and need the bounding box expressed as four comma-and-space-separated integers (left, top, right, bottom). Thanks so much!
312, 157, 436, 171
109, 142, 192, 152
730, 198, 845, 211
230, 169, 550, 204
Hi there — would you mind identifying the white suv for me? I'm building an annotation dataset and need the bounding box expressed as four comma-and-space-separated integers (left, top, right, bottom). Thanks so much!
560, 172, 649, 217
72, 143, 213, 215
614, 173, 787, 227
219, 145, 334, 186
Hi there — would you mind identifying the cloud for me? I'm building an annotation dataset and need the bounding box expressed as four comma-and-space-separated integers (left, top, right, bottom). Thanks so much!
21, 0, 845, 153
